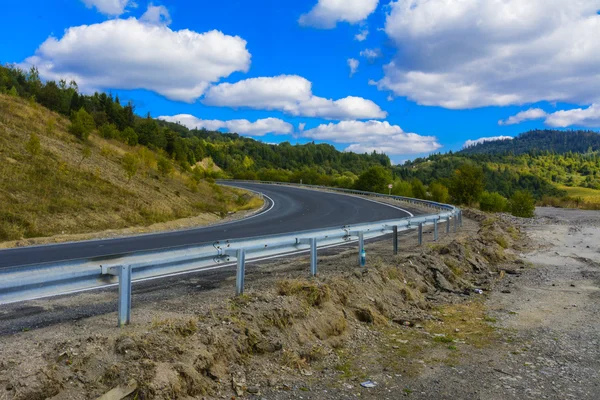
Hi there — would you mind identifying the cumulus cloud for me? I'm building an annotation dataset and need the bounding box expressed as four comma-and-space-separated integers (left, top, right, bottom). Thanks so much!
22, 18, 251, 102
301, 120, 441, 155
348, 58, 359, 77
499, 108, 548, 126
299, 0, 379, 29
360, 48, 382, 62
355, 28, 369, 41
376, 0, 600, 109
545, 104, 600, 128
498, 105, 600, 127
203, 75, 387, 120
463, 136, 513, 148
158, 114, 293, 137
81, 0, 133, 16
140, 4, 171, 25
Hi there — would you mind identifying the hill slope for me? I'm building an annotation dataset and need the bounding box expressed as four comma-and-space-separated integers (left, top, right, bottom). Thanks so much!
0, 94, 258, 242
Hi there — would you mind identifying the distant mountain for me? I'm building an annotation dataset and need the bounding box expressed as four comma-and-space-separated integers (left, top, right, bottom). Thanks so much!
460, 130, 600, 155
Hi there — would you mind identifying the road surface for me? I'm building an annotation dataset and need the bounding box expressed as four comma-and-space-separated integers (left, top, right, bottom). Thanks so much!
0, 182, 419, 269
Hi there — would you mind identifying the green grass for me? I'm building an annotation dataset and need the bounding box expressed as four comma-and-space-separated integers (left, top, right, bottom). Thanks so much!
558, 185, 600, 201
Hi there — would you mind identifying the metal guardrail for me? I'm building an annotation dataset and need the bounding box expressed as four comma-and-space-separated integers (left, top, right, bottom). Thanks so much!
0, 181, 462, 327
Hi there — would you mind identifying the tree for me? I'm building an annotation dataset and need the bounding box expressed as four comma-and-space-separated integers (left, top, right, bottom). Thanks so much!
449, 164, 485, 205
509, 190, 535, 218
69, 107, 95, 140
391, 179, 413, 197
157, 156, 173, 177
99, 124, 119, 140
429, 182, 450, 203
354, 166, 392, 193
121, 127, 138, 146
479, 191, 508, 212
122, 153, 140, 182
25, 133, 41, 157
411, 178, 427, 199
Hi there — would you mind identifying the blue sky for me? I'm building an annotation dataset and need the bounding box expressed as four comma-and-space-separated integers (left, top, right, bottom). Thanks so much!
2, 0, 600, 164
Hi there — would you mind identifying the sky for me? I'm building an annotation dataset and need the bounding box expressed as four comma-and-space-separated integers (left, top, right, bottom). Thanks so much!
2, 0, 600, 164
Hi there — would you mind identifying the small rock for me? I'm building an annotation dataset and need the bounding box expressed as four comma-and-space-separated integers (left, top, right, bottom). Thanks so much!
502, 290, 512, 294
247, 386, 260, 394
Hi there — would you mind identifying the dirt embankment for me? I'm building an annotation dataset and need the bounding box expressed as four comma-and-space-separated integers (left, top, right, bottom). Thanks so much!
0, 209, 532, 400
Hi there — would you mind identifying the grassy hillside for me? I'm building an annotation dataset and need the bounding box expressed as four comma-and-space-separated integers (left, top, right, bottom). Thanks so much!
0, 94, 260, 242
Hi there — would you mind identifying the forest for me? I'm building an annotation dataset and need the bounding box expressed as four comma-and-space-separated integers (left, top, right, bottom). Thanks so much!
2, 63, 599, 213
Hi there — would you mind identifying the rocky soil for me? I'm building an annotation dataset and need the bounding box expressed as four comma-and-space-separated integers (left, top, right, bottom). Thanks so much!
0, 207, 598, 399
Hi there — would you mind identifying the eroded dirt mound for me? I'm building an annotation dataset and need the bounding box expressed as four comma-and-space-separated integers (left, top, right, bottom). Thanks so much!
0, 214, 526, 399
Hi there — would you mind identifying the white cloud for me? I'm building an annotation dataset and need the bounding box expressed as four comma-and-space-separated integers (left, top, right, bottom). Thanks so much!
355, 28, 369, 41
158, 114, 293, 137
23, 18, 251, 103
545, 104, 600, 128
298, 123, 306, 132
348, 58, 359, 77
81, 0, 133, 16
499, 108, 548, 126
377, 0, 600, 109
301, 120, 441, 155
299, 0, 379, 29
360, 48, 382, 62
140, 4, 171, 25
463, 136, 513, 148
203, 75, 387, 120
498, 105, 600, 127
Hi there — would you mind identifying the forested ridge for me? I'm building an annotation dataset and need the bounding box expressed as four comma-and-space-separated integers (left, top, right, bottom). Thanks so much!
2, 63, 599, 215
0, 64, 390, 188
460, 130, 600, 156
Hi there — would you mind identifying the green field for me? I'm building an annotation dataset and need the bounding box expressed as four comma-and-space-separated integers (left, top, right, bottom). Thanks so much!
558, 185, 600, 202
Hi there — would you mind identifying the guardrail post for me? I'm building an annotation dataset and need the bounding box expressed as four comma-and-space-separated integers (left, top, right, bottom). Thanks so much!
393, 226, 398, 255
446, 217, 451, 234
236, 249, 246, 296
454, 214, 458, 233
309, 238, 318, 276
418, 223, 423, 246
434, 219, 439, 242
117, 265, 132, 327
358, 231, 365, 267
459, 210, 463, 227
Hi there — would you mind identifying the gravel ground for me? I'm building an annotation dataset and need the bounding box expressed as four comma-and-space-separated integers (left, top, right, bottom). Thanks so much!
0, 207, 598, 400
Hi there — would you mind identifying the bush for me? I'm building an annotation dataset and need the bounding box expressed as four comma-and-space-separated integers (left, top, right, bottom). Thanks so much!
449, 164, 485, 205
157, 156, 173, 177
391, 179, 413, 197
509, 190, 535, 218
122, 153, 140, 182
354, 166, 392, 193
25, 133, 41, 157
429, 182, 450, 203
479, 191, 508, 213
411, 178, 427, 199
69, 108, 95, 140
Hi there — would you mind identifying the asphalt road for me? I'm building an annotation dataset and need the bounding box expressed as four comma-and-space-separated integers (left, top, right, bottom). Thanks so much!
0, 182, 419, 269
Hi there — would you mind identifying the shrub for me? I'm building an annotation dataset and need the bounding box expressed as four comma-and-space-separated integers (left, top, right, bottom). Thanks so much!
429, 182, 450, 203
157, 156, 173, 177
391, 179, 413, 197
354, 166, 392, 193
411, 178, 427, 199
449, 164, 485, 205
122, 153, 140, 182
25, 133, 41, 157
509, 190, 535, 218
479, 191, 508, 213
68, 108, 95, 140
99, 123, 119, 140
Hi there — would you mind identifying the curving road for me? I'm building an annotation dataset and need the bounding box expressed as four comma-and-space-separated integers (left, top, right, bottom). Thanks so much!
0, 182, 420, 269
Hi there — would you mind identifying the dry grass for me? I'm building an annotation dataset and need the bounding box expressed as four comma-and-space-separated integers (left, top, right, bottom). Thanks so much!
0, 94, 262, 242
